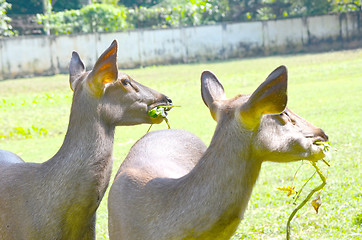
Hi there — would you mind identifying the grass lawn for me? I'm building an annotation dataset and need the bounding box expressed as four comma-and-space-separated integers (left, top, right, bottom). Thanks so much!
0, 49, 361, 239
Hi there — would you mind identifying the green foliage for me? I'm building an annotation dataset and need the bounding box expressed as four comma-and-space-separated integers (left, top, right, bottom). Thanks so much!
125, 0, 354, 29
0, 0, 14, 37
38, 0, 228, 33
300, 0, 334, 15
126, 6, 169, 28
221, 0, 336, 21
37, 3, 129, 34
6, 0, 43, 14
94, 0, 120, 7
126, 5, 200, 29
34, 0, 362, 35
334, 0, 362, 12
354, 211, 362, 226
52, 0, 84, 12
7, 0, 86, 14
162, 0, 228, 27
80, 3, 129, 32
0, 125, 48, 140
119, 0, 162, 8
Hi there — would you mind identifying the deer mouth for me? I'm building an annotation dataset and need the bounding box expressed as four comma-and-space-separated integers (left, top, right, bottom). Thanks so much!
311, 137, 326, 144
307, 137, 330, 161
148, 104, 172, 113
147, 96, 173, 124
305, 134, 328, 146
147, 103, 173, 125
148, 96, 172, 111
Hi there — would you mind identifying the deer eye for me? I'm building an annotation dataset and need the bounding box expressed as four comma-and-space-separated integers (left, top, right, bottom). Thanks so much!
121, 78, 140, 92
284, 111, 296, 125
121, 79, 130, 86
275, 112, 288, 125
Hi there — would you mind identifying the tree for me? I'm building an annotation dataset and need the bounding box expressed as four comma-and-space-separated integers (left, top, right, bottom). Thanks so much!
289, 0, 333, 16
52, 0, 85, 12
334, 0, 362, 12
7, 0, 43, 14
7, 0, 87, 14
0, 0, 14, 37
118, 0, 162, 8
38, 3, 129, 34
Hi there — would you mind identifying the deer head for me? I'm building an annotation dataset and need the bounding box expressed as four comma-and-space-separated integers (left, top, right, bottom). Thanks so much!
68, 40, 172, 127
201, 65, 328, 163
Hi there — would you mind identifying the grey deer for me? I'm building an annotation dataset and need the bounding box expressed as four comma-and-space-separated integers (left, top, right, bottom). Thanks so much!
108, 66, 328, 240
0, 40, 172, 240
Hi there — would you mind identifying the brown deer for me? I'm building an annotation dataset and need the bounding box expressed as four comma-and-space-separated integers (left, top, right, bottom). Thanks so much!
0, 40, 172, 240
108, 66, 328, 240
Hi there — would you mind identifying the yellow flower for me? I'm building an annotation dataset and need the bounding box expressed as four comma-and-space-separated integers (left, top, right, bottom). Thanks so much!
277, 185, 296, 197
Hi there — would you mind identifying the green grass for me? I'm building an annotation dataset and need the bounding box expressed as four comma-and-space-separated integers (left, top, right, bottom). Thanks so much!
1, 49, 361, 239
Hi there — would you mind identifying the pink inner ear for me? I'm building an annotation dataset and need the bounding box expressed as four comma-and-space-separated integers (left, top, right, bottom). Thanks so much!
87, 68, 117, 97
97, 63, 117, 84
101, 72, 117, 85
102, 45, 117, 60
248, 66, 288, 115
239, 66, 288, 129
86, 42, 119, 97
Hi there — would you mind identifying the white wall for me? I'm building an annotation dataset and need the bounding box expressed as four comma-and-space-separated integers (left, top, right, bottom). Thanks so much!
0, 12, 361, 80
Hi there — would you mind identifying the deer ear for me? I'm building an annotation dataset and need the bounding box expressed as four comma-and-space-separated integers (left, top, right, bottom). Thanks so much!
240, 65, 288, 128
201, 71, 226, 120
86, 40, 118, 97
69, 51, 86, 91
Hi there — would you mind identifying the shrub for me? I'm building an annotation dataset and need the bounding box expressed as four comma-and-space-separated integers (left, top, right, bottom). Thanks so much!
36, 0, 361, 36
354, 211, 362, 227
126, 0, 227, 29
37, 3, 129, 35
37, 1, 229, 35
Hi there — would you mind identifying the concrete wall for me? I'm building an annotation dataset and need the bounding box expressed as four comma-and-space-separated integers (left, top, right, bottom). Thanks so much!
0, 12, 361, 80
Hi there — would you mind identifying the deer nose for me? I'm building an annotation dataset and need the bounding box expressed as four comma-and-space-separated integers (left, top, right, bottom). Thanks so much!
315, 128, 329, 142
165, 96, 172, 105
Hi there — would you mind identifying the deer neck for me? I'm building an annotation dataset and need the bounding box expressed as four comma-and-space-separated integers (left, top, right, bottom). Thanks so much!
42, 99, 115, 201
56, 115, 114, 166
175, 118, 262, 232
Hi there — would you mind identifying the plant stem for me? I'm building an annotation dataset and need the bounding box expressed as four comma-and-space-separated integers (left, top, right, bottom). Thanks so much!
293, 171, 316, 204
286, 161, 326, 240
164, 118, 171, 129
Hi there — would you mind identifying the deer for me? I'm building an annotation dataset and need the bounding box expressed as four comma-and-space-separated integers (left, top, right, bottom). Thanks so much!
107, 65, 328, 240
0, 40, 172, 240
0, 150, 24, 166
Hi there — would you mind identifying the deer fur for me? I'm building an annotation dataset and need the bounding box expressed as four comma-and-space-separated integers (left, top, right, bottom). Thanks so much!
0, 40, 171, 240
0, 150, 24, 167
108, 66, 328, 240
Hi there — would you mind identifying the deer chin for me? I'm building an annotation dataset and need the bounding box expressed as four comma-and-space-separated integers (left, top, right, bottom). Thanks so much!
301, 141, 326, 162
313, 143, 327, 158
267, 140, 327, 163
